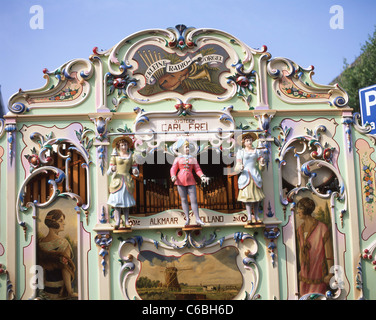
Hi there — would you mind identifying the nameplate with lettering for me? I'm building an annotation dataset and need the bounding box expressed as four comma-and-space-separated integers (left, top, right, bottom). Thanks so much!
128, 209, 249, 230
134, 107, 235, 142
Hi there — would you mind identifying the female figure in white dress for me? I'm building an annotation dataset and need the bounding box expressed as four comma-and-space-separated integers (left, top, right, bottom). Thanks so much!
235, 132, 266, 224
107, 136, 139, 229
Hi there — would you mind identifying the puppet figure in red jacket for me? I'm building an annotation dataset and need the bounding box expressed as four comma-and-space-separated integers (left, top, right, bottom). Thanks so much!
170, 139, 209, 226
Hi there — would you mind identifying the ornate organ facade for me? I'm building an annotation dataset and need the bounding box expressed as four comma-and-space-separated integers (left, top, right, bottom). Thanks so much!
0, 24, 374, 301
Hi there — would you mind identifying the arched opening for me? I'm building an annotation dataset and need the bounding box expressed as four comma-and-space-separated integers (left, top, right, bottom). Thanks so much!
23, 143, 88, 205
131, 148, 243, 216
281, 139, 341, 197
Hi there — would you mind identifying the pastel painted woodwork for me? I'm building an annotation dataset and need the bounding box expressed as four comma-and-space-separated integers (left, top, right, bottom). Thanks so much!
0, 24, 374, 301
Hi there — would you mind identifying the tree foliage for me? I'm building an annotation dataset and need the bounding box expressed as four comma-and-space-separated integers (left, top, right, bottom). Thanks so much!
332, 27, 376, 114
136, 276, 161, 288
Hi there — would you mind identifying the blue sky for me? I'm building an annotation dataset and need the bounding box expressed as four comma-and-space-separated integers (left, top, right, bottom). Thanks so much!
1, 0, 375, 113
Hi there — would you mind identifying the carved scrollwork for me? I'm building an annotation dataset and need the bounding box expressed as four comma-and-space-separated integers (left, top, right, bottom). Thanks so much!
267, 57, 348, 108
8, 59, 94, 114
275, 121, 346, 215
95, 233, 113, 276
16, 166, 66, 238
17, 125, 93, 239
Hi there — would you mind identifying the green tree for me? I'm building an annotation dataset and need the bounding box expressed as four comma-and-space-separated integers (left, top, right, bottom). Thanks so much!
332, 26, 376, 114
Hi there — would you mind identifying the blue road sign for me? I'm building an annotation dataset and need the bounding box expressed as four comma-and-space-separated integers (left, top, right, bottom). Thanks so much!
359, 84, 376, 135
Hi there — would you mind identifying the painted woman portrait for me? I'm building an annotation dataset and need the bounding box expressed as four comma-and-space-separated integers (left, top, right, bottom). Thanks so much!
296, 197, 334, 296
37, 209, 77, 300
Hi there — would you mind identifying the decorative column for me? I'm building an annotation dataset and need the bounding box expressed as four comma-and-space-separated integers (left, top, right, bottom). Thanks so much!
90, 114, 113, 300
4, 118, 17, 298
264, 225, 281, 299
256, 50, 271, 110
90, 114, 113, 230
342, 112, 362, 299
254, 111, 282, 299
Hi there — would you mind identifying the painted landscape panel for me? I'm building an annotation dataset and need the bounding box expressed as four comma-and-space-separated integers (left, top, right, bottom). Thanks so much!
136, 246, 243, 300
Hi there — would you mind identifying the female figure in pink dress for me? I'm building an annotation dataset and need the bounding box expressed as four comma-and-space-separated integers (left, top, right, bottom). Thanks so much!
170, 139, 209, 226
296, 197, 334, 296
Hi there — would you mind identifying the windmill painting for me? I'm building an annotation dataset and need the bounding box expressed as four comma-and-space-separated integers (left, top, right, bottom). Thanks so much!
136, 246, 243, 300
